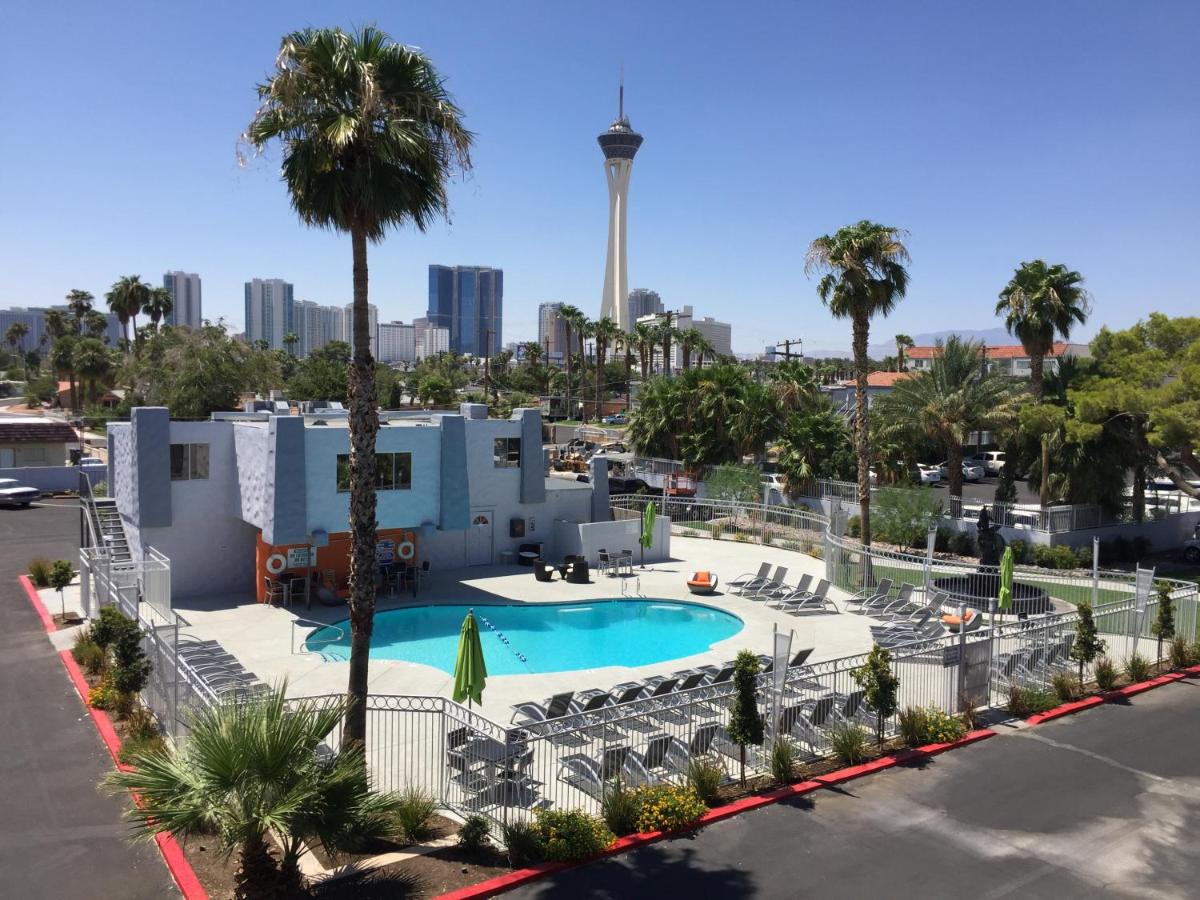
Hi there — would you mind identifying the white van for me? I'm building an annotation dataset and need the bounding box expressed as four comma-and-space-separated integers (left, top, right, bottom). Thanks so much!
980, 451, 1006, 475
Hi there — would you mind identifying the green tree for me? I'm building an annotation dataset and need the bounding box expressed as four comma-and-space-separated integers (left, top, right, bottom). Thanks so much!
106, 275, 152, 348
768, 360, 821, 415
1152, 581, 1175, 664
49, 333, 79, 411
995, 260, 1090, 401
559, 304, 583, 421
852, 644, 899, 747
142, 286, 174, 330
894, 333, 913, 372
658, 312, 678, 378
73, 337, 114, 407
246, 26, 472, 749
1070, 601, 1107, 690
48, 559, 75, 620
104, 689, 404, 900
6, 323, 29, 379
66, 289, 95, 329
726, 649, 764, 784
592, 316, 621, 419
1019, 403, 1067, 508
83, 310, 111, 340
417, 373, 455, 406
806, 220, 911, 546
775, 402, 856, 493
633, 321, 657, 382
283, 331, 299, 357
704, 464, 762, 504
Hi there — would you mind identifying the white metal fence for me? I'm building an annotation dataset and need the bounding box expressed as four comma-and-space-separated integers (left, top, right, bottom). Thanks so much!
610, 493, 828, 553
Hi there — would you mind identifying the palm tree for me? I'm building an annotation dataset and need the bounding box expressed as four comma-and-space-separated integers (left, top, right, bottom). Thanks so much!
104, 688, 402, 900
616, 328, 635, 413
283, 331, 299, 356
142, 286, 174, 330
806, 220, 910, 546
692, 333, 715, 370
592, 316, 621, 419
66, 289, 94, 329
521, 340, 543, 368
877, 337, 1015, 501
83, 310, 110, 341
574, 314, 593, 421
995, 260, 1090, 401
246, 26, 472, 748
659, 312, 677, 376
633, 321, 657, 381
72, 338, 112, 407
106, 275, 151, 347
768, 359, 821, 414
894, 333, 913, 372
558, 304, 582, 421
44, 309, 71, 342
5, 323, 29, 380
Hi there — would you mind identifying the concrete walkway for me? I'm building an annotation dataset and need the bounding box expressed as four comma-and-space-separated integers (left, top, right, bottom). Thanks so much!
0, 503, 174, 899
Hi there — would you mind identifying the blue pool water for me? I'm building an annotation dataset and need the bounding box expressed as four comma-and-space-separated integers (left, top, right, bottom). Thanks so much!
306, 600, 744, 675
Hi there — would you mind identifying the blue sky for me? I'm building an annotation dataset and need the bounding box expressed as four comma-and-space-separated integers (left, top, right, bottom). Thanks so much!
2, 1, 1197, 353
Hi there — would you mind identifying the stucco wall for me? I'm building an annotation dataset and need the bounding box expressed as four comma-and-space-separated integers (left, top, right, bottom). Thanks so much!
0, 442, 69, 467
0, 465, 103, 493
109, 423, 135, 522
233, 423, 270, 530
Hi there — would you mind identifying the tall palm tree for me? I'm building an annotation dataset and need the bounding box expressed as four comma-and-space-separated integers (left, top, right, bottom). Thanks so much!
83, 310, 110, 341
246, 26, 471, 748
5, 323, 29, 380
283, 331, 299, 356
995, 260, 1090, 401
592, 316, 620, 419
66, 289, 94, 329
633, 321, 657, 381
875, 336, 1014, 500
72, 337, 113, 407
142, 286, 174, 330
521, 340, 543, 368
106, 275, 151, 347
768, 359, 821, 414
105, 688, 403, 900
678, 327, 702, 370
692, 333, 715, 370
894, 333, 913, 372
659, 312, 677, 376
44, 309, 71, 342
616, 327, 635, 413
558, 304, 582, 421
806, 220, 910, 546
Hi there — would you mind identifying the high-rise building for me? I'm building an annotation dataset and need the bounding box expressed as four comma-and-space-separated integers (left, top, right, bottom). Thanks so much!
243, 278, 294, 350
426, 265, 503, 356
324, 305, 347, 345
342, 302, 379, 356
378, 321, 416, 364
537, 302, 569, 365
0, 306, 123, 349
162, 271, 202, 329
635, 305, 732, 372
625, 289, 662, 329
413, 317, 451, 360
598, 84, 644, 330
293, 300, 327, 357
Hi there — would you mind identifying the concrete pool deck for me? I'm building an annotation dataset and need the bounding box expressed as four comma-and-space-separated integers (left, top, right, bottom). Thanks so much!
172, 537, 877, 721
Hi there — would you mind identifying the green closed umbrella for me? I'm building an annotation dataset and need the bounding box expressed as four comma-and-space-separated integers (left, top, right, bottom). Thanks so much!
452, 610, 487, 708
997, 546, 1014, 612
640, 500, 657, 568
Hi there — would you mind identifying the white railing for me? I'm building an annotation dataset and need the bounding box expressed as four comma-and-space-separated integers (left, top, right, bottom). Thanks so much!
610, 494, 828, 552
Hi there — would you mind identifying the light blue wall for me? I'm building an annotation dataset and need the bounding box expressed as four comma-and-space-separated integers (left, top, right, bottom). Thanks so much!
266, 416, 306, 545
436, 414, 469, 531
132, 407, 171, 527
0, 466, 103, 493
517, 409, 545, 504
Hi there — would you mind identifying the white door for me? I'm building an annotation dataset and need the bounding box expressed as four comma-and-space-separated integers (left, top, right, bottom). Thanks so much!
466, 512, 493, 566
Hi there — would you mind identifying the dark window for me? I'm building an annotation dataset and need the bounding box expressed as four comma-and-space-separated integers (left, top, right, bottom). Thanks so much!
494, 437, 521, 468
337, 452, 411, 492
170, 443, 209, 480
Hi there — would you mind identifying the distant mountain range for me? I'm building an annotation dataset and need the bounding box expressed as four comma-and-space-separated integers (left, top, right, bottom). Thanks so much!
801, 327, 1015, 360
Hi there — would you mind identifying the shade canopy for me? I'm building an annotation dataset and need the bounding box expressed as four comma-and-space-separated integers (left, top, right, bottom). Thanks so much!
640, 501, 656, 550
997, 546, 1014, 611
452, 610, 487, 707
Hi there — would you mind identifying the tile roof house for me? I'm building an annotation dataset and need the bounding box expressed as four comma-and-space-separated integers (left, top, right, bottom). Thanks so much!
906, 341, 1090, 376
0, 417, 78, 467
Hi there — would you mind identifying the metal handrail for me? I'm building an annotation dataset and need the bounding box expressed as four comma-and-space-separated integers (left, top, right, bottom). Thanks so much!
291, 616, 345, 655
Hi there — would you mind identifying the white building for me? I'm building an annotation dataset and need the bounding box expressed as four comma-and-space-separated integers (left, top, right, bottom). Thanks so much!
634, 305, 732, 371
342, 302, 378, 356
537, 302, 569, 365
414, 317, 451, 360
378, 321, 417, 364
906, 341, 1091, 377
162, 271, 202, 329
243, 278, 293, 350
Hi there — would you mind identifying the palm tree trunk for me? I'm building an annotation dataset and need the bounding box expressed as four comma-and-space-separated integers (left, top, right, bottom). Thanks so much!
595, 345, 604, 421
234, 832, 279, 900
625, 347, 632, 414
564, 325, 572, 423
852, 313, 872, 547
948, 441, 964, 501
1030, 352, 1045, 402
1039, 436, 1051, 507
69, 373, 78, 413
344, 226, 379, 751
1132, 462, 1146, 523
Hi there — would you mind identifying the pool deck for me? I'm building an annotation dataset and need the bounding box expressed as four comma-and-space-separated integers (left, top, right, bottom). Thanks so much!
173, 537, 877, 722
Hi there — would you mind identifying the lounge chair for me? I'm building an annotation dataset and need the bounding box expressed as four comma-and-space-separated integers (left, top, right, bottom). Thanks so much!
873, 618, 944, 648
776, 580, 836, 615
860, 581, 912, 615
728, 562, 770, 594
510, 691, 575, 725
558, 746, 649, 799
871, 584, 918, 619
533, 561, 556, 582
608, 683, 648, 705
687, 571, 719, 595
847, 578, 894, 613
763, 574, 812, 607
777, 695, 837, 753
747, 566, 789, 599
941, 608, 982, 633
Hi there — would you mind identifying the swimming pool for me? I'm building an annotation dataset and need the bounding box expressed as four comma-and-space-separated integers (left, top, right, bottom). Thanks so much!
306, 600, 744, 675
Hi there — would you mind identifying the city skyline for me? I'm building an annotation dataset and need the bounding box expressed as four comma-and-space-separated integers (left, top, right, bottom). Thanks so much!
2, 3, 1197, 354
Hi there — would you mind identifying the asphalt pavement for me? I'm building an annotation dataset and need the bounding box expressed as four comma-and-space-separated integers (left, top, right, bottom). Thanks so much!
0, 502, 174, 899
508, 680, 1200, 899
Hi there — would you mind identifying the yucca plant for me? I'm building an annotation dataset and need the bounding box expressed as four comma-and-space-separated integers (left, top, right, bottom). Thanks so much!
104, 687, 402, 900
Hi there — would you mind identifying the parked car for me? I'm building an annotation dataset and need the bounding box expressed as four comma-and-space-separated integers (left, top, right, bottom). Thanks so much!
976, 451, 1006, 475
912, 464, 942, 485
761, 473, 787, 491
601, 413, 627, 425
79, 457, 106, 469
937, 461, 985, 482
0, 478, 40, 508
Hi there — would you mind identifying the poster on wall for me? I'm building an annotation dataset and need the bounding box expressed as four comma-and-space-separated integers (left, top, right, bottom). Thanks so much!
287, 547, 315, 569
376, 539, 396, 565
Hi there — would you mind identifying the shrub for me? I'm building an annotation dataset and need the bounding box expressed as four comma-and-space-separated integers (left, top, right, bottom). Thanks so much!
933, 528, 951, 553
1051, 670, 1078, 703
847, 515, 861, 539
958, 694, 981, 732
1008, 539, 1030, 565
456, 814, 491, 852
1070, 601, 1106, 689
734, 532, 751, 543
123, 705, 159, 742
948, 531, 976, 557
898, 706, 928, 748
71, 635, 106, 677
394, 785, 438, 843
921, 708, 967, 744
631, 784, 707, 834
90, 606, 135, 650
685, 756, 724, 806
873, 487, 943, 548
1130, 536, 1152, 562
827, 722, 869, 766
88, 676, 119, 710
710, 522, 723, 539
852, 644, 899, 747
726, 650, 764, 784
1072, 546, 1092, 568
1033, 545, 1080, 570
1169, 636, 1196, 670
118, 732, 167, 765
1124, 653, 1152, 684
502, 820, 544, 867
1094, 656, 1119, 690
769, 738, 798, 784
112, 691, 138, 721
28, 558, 51, 587
600, 780, 640, 836
1152, 581, 1175, 663
534, 809, 614, 862
1006, 684, 1057, 718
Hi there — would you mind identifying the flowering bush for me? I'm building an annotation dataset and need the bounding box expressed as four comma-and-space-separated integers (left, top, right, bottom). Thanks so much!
920, 707, 968, 744
631, 785, 707, 833
535, 809, 614, 862
88, 676, 119, 710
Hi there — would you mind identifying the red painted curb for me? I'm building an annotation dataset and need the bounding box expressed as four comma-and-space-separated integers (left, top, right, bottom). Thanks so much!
1026, 665, 1199, 725
19, 574, 57, 632
57, 649, 208, 899
436, 729, 997, 900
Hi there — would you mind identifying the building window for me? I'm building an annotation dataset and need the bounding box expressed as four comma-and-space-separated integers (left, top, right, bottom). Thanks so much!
337, 452, 412, 492
170, 443, 209, 480
19, 446, 48, 465
494, 437, 521, 468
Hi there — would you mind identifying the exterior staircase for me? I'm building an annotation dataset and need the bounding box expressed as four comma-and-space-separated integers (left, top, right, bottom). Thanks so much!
90, 498, 132, 563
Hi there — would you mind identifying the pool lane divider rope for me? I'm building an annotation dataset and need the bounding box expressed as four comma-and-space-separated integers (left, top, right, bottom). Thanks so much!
472, 608, 529, 665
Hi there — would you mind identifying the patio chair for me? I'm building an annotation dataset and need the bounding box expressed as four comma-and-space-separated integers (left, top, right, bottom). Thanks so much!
777, 695, 837, 753
847, 578, 894, 613
871, 584, 919, 620
777, 580, 837, 615
695, 664, 735, 685
558, 746, 650, 799
263, 576, 287, 606
565, 560, 591, 584
632, 734, 690, 782
533, 560, 556, 582
687, 571, 719, 595
729, 562, 771, 595
747, 566, 789, 599
763, 574, 812, 606
608, 683, 648, 705
941, 608, 983, 634
870, 608, 934, 639
874, 618, 945, 649
510, 691, 576, 725
639, 677, 680, 700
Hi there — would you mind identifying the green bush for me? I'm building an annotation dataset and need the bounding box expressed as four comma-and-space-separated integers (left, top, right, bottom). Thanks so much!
920, 708, 968, 744
123, 705, 159, 742
1051, 670, 1078, 703
1124, 653, 1152, 683
534, 809, 614, 862
948, 531, 976, 557
90, 606, 135, 650
685, 756, 724, 806
502, 820, 544, 868
898, 706, 928, 748
600, 780, 640, 836
827, 722, 869, 766
847, 515, 861, 539
631, 785, 707, 834
71, 634, 106, 677
456, 814, 491, 852
1032, 544, 1081, 570
28, 558, 51, 588
873, 487, 943, 548
87, 676, 119, 710
1072, 546, 1092, 568
769, 738, 798, 784
118, 732, 167, 765
1169, 637, 1197, 670
1006, 683, 1057, 717
1094, 657, 1119, 690
1008, 539, 1030, 565
394, 785, 438, 843
110, 623, 151, 697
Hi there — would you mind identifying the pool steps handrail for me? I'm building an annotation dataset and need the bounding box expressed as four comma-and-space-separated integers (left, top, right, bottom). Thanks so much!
292, 616, 345, 656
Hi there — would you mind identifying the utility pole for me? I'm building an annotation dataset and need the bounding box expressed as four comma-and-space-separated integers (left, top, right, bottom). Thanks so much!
773, 337, 804, 362
484, 328, 494, 404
